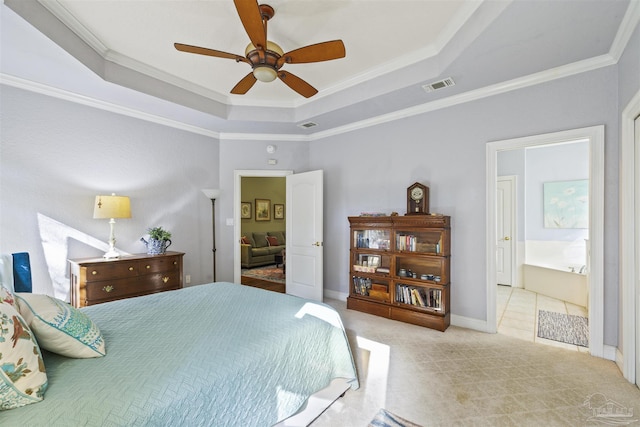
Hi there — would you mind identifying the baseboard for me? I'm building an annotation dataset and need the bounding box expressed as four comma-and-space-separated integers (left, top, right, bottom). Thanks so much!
324, 289, 348, 301
451, 314, 490, 332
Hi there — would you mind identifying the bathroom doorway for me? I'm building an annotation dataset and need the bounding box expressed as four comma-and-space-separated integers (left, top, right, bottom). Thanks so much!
487, 126, 605, 357
495, 141, 590, 351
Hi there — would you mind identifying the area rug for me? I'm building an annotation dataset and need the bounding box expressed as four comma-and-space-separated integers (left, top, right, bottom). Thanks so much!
241, 265, 285, 284
368, 409, 423, 427
537, 310, 589, 347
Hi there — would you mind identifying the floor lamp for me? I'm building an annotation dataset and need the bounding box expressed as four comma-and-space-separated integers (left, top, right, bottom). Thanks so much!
202, 189, 221, 281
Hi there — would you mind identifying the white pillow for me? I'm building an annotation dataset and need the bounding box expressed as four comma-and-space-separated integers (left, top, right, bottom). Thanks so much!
16, 294, 105, 358
0, 299, 48, 410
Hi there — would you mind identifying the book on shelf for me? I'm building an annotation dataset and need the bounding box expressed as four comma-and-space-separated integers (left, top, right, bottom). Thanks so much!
395, 284, 441, 310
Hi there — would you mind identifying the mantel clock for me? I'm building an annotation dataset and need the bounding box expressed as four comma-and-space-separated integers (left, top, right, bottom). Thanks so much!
406, 182, 429, 215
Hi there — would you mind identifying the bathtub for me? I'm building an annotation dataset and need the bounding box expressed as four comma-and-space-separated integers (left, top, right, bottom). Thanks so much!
523, 264, 588, 307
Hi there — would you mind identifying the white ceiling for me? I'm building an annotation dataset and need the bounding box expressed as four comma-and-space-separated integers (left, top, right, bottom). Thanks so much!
1, 0, 636, 136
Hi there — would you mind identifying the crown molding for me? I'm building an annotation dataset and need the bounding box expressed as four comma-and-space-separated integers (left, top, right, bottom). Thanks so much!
0, 51, 620, 143
304, 53, 617, 141
0, 73, 220, 139
609, 0, 640, 62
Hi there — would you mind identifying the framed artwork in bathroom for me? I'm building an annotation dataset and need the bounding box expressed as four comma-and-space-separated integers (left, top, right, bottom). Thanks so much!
543, 179, 588, 228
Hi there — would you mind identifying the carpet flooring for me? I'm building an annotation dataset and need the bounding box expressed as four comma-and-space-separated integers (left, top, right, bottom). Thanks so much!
241, 265, 285, 284
537, 309, 589, 347
311, 299, 640, 426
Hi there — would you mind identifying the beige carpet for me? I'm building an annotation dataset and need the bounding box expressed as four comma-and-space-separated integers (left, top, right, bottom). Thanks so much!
311, 299, 640, 427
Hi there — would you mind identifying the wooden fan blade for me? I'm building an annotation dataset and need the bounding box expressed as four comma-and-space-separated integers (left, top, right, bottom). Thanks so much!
233, 0, 266, 50
277, 40, 345, 67
277, 71, 318, 98
231, 72, 258, 95
174, 43, 249, 64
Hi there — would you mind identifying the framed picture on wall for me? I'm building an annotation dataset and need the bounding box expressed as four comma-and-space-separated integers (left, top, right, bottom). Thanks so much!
255, 199, 271, 221
241, 202, 252, 219
274, 204, 284, 219
543, 179, 588, 228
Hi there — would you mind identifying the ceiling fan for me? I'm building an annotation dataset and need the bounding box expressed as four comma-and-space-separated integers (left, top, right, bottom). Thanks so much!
174, 0, 346, 98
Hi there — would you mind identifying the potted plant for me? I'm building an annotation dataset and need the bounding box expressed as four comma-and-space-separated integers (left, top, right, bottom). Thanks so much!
141, 226, 172, 255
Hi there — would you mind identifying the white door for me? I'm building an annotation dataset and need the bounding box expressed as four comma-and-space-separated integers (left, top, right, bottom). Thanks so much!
286, 170, 324, 301
497, 177, 515, 286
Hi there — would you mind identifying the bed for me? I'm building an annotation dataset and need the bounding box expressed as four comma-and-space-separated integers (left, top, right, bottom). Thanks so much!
2, 282, 359, 426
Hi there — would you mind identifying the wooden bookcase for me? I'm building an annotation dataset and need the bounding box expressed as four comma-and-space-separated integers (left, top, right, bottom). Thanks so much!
346, 215, 451, 331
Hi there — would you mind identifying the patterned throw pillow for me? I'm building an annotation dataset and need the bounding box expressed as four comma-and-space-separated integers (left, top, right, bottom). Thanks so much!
0, 300, 48, 410
266, 236, 279, 246
1, 285, 15, 307
16, 294, 105, 358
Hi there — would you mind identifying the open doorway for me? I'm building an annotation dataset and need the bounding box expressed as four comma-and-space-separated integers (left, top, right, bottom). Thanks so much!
239, 176, 287, 293
486, 125, 605, 358
495, 142, 591, 352
233, 170, 293, 285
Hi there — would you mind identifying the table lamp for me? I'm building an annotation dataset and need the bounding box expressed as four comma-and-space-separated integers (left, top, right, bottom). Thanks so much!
93, 193, 131, 259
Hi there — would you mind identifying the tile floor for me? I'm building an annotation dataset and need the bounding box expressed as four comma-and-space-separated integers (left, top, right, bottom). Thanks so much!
496, 285, 589, 353
311, 298, 638, 426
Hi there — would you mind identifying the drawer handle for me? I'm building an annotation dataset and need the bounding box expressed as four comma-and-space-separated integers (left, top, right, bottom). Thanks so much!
162, 276, 169, 283
173, 261, 177, 265
129, 267, 134, 271
146, 265, 151, 269
103, 285, 114, 293
92, 271, 98, 275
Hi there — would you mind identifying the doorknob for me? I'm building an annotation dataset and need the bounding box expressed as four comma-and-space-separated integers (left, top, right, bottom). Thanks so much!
313, 242, 323, 246
504, 236, 510, 241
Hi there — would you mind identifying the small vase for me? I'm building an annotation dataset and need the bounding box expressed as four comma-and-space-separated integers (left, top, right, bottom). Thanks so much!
143, 238, 172, 255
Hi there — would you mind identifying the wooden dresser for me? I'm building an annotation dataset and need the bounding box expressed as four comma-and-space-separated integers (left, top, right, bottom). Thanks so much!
68, 252, 184, 308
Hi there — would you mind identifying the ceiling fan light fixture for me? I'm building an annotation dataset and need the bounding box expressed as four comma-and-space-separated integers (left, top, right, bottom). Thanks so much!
245, 41, 284, 56
253, 65, 278, 82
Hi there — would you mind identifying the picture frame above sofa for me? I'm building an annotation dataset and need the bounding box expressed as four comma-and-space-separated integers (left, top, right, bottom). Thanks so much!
255, 199, 271, 221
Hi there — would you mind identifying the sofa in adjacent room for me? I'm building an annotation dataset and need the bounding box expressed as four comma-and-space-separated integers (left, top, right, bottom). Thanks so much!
241, 231, 286, 268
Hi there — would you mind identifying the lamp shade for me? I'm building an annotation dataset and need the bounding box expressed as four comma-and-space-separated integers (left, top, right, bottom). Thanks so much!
202, 189, 221, 200
93, 195, 131, 219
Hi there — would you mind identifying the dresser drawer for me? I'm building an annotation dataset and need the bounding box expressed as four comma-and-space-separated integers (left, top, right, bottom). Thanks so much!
85, 271, 181, 303
138, 256, 181, 274
142, 271, 182, 292
85, 278, 138, 301
85, 261, 138, 281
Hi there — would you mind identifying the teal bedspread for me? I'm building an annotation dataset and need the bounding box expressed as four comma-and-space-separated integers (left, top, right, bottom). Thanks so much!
2, 283, 358, 426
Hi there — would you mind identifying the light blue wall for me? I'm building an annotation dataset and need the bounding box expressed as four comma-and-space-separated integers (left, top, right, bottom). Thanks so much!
0, 86, 220, 296
310, 66, 619, 341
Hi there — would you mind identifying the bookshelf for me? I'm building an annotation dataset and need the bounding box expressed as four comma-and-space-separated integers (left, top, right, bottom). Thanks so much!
347, 215, 451, 331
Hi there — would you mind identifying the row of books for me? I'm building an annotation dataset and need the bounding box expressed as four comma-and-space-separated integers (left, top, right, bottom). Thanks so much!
396, 234, 440, 253
395, 284, 442, 310
353, 276, 372, 296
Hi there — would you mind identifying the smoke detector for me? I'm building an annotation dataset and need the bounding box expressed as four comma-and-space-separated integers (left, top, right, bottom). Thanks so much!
422, 77, 455, 93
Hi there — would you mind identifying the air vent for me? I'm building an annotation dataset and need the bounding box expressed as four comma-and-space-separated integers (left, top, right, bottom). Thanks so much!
422, 77, 455, 93
298, 121, 318, 129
